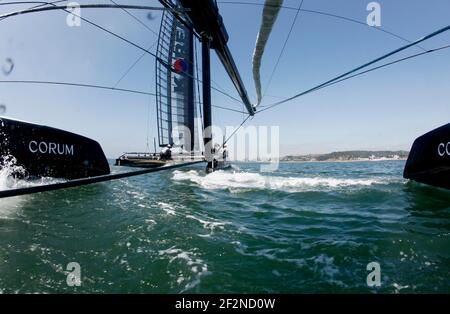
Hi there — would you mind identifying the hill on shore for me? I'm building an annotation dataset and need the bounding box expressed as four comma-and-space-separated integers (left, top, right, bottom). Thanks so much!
281, 150, 409, 162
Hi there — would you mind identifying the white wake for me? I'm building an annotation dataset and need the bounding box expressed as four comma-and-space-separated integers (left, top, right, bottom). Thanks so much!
172, 170, 388, 192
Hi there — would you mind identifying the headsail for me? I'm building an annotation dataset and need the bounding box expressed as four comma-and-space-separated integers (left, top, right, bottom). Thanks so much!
252, 0, 284, 106
156, 1, 197, 153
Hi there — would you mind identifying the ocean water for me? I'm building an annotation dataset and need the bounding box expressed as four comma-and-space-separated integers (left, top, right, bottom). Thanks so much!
0, 160, 449, 293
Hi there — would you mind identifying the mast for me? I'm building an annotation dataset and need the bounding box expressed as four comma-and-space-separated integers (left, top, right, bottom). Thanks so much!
201, 33, 213, 162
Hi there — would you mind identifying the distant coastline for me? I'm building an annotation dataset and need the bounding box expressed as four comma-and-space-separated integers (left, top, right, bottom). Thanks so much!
280, 150, 409, 163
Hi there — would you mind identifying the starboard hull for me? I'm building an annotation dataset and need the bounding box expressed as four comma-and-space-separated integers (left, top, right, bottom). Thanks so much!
403, 123, 450, 190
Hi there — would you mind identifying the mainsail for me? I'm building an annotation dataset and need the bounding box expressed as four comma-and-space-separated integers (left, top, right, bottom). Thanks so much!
252, 0, 284, 106
156, 2, 197, 152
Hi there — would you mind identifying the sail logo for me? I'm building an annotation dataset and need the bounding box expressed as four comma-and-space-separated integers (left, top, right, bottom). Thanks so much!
172, 20, 190, 95
437, 142, 450, 157
173, 59, 188, 74
29, 141, 74, 156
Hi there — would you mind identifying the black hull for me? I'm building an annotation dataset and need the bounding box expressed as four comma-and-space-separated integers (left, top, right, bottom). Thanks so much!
403, 123, 450, 190
206, 160, 230, 173
0, 117, 110, 179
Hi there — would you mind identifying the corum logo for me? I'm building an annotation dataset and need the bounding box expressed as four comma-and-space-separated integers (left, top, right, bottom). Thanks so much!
437, 142, 450, 157
29, 141, 75, 156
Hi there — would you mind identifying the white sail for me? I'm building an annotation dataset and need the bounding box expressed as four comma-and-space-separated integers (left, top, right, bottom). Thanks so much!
252, 0, 284, 106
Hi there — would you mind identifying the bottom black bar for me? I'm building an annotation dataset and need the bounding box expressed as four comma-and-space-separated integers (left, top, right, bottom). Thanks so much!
2, 294, 448, 312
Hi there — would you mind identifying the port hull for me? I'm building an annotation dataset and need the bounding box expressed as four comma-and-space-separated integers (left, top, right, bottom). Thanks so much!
0, 117, 110, 179
404, 123, 450, 190
115, 156, 166, 168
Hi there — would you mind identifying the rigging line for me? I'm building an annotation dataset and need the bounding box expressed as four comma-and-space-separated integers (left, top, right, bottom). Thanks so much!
0, 2, 243, 106
0, 0, 66, 7
223, 114, 252, 146
261, 0, 305, 104
168, 58, 244, 107
155, 6, 244, 107
0, 79, 157, 95
0, 3, 246, 111
74, 5, 243, 107
217, 1, 427, 52
0, 2, 245, 108
0, 0, 67, 21
194, 29, 246, 119
108, 0, 158, 37
0, 3, 168, 16
209, 83, 243, 104
208, 75, 240, 105
0, 3, 166, 61
0, 80, 245, 114
210, 89, 247, 126
169, 42, 243, 106
258, 43, 450, 113
309, 43, 450, 96
258, 24, 450, 112
0, 161, 204, 199
112, 40, 158, 88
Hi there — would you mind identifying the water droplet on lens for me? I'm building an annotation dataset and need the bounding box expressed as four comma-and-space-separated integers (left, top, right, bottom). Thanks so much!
2, 58, 14, 76
0, 104, 6, 115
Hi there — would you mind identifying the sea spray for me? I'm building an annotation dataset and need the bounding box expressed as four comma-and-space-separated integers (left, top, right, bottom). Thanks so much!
0, 155, 26, 190
0, 155, 28, 217
0, 154, 65, 195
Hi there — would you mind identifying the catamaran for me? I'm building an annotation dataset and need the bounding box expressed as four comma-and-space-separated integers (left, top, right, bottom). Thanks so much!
0, 0, 449, 199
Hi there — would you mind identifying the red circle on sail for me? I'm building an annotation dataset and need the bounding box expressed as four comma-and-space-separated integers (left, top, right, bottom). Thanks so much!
173, 59, 188, 73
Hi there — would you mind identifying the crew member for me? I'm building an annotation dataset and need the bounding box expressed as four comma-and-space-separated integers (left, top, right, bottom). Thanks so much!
222, 144, 228, 161
160, 144, 172, 160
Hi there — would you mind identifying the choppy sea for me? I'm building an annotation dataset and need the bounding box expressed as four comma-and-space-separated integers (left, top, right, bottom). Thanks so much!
0, 160, 449, 293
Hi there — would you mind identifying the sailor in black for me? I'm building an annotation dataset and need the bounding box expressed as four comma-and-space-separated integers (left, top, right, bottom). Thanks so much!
160, 144, 172, 160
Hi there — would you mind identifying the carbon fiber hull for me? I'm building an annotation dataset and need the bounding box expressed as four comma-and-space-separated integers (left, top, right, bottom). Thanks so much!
0, 117, 110, 179
404, 123, 450, 190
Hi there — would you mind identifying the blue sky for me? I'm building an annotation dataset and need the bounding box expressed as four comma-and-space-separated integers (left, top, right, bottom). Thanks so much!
0, 0, 449, 157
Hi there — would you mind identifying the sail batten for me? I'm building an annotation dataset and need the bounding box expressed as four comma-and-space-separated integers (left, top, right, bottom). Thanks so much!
156, 1, 197, 152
